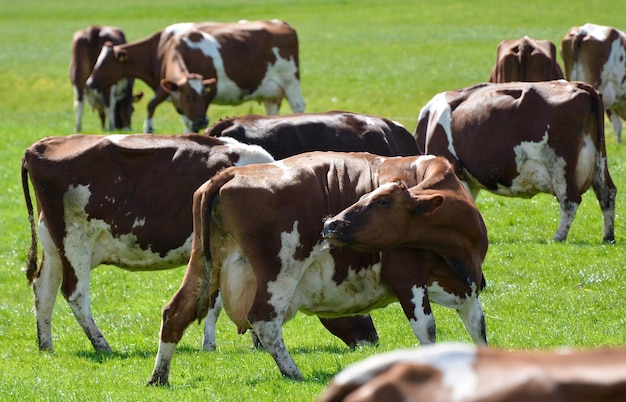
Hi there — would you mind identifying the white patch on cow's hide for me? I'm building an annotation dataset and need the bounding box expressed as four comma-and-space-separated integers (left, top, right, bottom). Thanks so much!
475, 131, 567, 198
165, 22, 196, 35
61, 184, 193, 271
598, 36, 626, 107
419, 93, 457, 158
331, 343, 478, 402
189, 78, 204, 95
409, 286, 435, 343
267, 222, 393, 322
575, 135, 596, 189
217, 137, 276, 166
106, 134, 129, 144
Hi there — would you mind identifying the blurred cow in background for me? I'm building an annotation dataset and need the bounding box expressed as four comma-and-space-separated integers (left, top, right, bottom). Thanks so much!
561, 23, 626, 143
70, 25, 139, 132
489, 36, 564, 83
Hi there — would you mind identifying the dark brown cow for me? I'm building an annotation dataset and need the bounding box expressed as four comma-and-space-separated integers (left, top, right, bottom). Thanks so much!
489, 36, 564, 82
160, 21, 305, 133
415, 80, 616, 242
149, 152, 488, 385
204, 111, 420, 159
22, 134, 380, 353
70, 25, 139, 132
319, 343, 626, 402
86, 20, 304, 134
561, 23, 626, 143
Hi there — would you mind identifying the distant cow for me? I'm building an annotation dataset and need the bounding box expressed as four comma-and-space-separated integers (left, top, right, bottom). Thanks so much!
160, 21, 305, 133
489, 36, 564, 82
87, 20, 305, 133
149, 152, 488, 385
205, 111, 420, 159
561, 23, 626, 143
319, 343, 626, 402
70, 25, 138, 132
415, 80, 616, 242
22, 134, 383, 353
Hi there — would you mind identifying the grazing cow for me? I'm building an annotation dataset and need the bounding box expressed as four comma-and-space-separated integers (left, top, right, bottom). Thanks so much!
160, 21, 305, 133
22, 134, 379, 353
415, 80, 616, 242
319, 343, 626, 402
87, 20, 305, 133
149, 152, 488, 385
204, 111, 420, 159
561, 23, 626, 143
70, 25, 139, 132
489, 36, 564, 83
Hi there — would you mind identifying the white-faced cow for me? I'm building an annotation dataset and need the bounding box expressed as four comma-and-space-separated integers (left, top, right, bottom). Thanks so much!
204, 111, 420, 159
70, 25, 140, 132
22, 134, 383, 353
489, 36, 564, 83
159, 21, 305, 133
415, 80, 616, 242
87, 20, 305, 133
561, 23, 626, 143
149, 152, 488, 385
319, 343, 626, 402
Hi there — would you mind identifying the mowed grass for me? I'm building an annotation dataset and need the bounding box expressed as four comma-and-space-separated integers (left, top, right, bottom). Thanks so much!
1, 0, 626, 400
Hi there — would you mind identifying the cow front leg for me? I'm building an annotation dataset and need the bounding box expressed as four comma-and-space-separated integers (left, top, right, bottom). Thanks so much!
405, 284, 437, 344
144, 88, 170, 133
456, 296, 488, 345
252, 320, 302, 380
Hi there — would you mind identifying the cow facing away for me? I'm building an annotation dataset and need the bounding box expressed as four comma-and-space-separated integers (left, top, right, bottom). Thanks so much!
22, 133, 382, 353
319, 343, 626, 402
149, 152, 488, 385
160, 21, 305, 133
561, 23, 626, 143
204, 111, 420, 159
86, 20, 305, 133
415, 80, 616, 242
489, 36, 564, 82
70, 25, 139, 132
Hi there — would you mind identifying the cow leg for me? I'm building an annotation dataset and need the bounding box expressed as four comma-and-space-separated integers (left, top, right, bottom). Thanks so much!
608, 110, 622, 143
73, 87, 83, 133
32, 253, 63, 351
262, 99, 282, 116
252, 319, 302, 380
62, 264, 111, 352
104, 83, 117, 131
592, 154, 617, 243
381, 250, 436, 345
202, 292, 221, 351
554, 197, 579, 242
282, 81, 306, 113
456, 296, 488, 345
144, 88, 170, 133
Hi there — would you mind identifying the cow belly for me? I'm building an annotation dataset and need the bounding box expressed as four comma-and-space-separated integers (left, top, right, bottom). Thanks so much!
61, 184, 191, 271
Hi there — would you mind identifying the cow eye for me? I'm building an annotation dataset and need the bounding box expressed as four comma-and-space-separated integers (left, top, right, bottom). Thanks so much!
377, 198, 390, 206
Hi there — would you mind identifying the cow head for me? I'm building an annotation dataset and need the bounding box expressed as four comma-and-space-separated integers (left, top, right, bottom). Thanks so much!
86, 42, 129, 103
160, 75, 217, 133
323, 182, 444, 252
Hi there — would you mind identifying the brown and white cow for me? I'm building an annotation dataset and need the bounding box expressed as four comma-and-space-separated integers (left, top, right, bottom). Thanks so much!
489, 36, 564, 83
561, 23, 626, 143
415, 80, 616, 242
204, 111, 420, 159
22, 133, 387, 353
86, 20, 305, 133
70, 25, 139, 132
319, 343, 626, 402
160, 21, 305, 133
148, 152, 488, 385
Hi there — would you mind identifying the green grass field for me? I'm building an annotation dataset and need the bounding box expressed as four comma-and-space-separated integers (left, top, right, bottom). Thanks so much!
1, 0, 625, 400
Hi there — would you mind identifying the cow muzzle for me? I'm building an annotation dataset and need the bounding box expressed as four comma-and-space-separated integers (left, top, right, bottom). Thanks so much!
322, 218, 351, 247
192, 117, 209, 133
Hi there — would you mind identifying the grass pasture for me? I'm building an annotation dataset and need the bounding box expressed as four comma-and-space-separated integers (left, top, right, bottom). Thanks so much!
1, 0, 626, 400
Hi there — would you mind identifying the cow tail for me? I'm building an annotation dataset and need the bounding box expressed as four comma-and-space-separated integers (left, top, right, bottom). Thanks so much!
194, 169, 236, 321
21, 157, 38, 284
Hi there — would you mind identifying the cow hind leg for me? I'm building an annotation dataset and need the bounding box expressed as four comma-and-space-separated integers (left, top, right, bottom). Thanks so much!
608, 110, 622, 143
592, 158, 617, 243
554, 198, 579, 242
33, 253, 63, 351
252, 319, 303, 380
456, 296, 488, 345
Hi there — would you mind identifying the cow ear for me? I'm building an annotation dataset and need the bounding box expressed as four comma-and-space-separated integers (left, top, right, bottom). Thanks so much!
411, 193, 444, 215
203, 78, 217, 93
160, 79, 178, 93
116, 49, 127, 62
